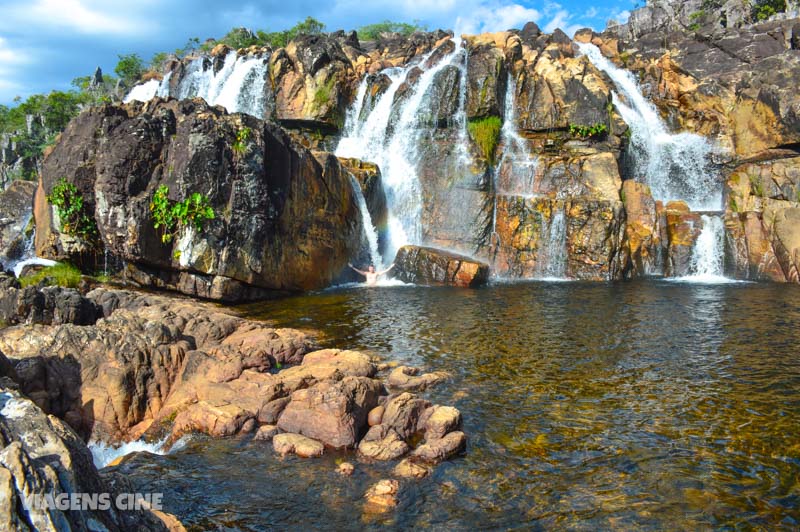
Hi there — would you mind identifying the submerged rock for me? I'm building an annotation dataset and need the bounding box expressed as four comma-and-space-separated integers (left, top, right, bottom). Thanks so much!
387, 365, 450, 391
393, 458, 430, 479
363, 479, 399, 513
393, 245, 490, 287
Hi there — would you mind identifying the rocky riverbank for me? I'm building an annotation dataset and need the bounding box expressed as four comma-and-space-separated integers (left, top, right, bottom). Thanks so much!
0, 274, 466, 524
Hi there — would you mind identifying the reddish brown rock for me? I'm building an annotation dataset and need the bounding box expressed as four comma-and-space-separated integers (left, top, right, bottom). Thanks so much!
387, 365, 450, 391
412, 431, 467, 464
273, 433, 324, 458
276, 376, 382, 448
381, 393, 431, 440
393, 245, 489, 287
357, 425, 409, 461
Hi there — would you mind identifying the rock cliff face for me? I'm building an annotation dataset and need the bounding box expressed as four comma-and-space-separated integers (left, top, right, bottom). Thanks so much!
589, 1, 800, 282
35, 98, 380, 299
19, 10, 800, 290
0, 381, 176, 531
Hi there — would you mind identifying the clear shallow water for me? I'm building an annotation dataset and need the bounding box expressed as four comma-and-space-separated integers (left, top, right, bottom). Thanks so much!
117, 281, 800, 530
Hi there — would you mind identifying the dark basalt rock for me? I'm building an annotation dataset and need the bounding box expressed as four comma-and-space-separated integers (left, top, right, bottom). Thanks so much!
36, 98, 368, 299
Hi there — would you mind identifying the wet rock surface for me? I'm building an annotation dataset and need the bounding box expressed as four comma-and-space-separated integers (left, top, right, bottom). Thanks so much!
393, 245, 490, 287
0, 285, 465, 481
0, 384, 177, 531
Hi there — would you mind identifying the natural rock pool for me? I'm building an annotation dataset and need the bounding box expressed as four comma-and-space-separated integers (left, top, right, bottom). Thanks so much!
116, 281, 800, 529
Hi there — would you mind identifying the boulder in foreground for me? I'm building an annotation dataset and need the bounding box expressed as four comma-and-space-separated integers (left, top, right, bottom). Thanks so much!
393, 245, 489, 287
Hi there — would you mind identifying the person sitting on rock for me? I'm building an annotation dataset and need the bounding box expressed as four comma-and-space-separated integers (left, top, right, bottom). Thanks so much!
348, 262, 395, 285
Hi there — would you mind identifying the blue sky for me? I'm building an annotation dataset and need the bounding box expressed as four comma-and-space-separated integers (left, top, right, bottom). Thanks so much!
0, 0, 638, 105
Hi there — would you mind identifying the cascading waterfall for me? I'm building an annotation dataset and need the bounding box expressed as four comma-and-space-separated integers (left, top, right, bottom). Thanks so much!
577, 43, 720, 212
348, 174, 384, 269
124, 53, 268, 118
123, 72, 172, 103
683, 214, 727, 282
535, 204, 568, 280
578, 42, 730, 281
491, 72, 539, 249
496, 73, 538, 197
336, 41, 464, 259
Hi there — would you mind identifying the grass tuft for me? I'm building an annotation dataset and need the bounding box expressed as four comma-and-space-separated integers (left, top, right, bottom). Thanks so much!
468, 116, 502, 165
19, 263, 82, 289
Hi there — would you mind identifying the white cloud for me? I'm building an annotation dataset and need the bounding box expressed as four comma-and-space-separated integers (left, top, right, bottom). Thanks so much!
2, 0, 156, 36
456, 2, 541, 34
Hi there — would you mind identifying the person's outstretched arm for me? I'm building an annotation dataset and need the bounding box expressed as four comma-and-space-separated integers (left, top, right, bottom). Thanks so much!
378, 263, 395, 275
348, 263, 367, 276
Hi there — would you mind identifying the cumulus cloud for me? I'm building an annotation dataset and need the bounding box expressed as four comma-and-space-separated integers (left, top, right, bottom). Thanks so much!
1, 0, 155, 36
455, 2, 541, 34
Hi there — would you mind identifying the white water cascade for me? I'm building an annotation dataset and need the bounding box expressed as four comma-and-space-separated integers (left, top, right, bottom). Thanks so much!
89, 435, 190, 469
336, 40, 465, 258
577, 43, 721, 212
124, 53, 269, 118
535, 205, 568, 280
495, 73, 538, 197
348, 174, 384, 269
578, 42, 732, 281
674, 214, 730, 283
123, 72, 172, 103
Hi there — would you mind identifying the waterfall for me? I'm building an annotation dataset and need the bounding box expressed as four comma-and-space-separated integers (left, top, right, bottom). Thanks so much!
491, 72, 539, 248
496, 73, 538, 196
535, 204, 568, 280
681, 214, 727, 282
124, 53, 268, 118
123, 72, 172, 103
348, 174, 384, 269
336, 41, 463, 259
577, 43, 721, 211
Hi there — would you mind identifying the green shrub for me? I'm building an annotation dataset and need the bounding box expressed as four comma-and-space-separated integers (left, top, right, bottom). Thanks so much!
205, 18, 327, 51
114, 54, 145, 86
356, 20, 427, 40
467, 116, 502, 165
232, 126, 252, 157
20, 263, 82, 288
569, 122, 608, 139
150, 185, 215, 244
752, 0, 786, 20
312, 77, 336, 108
46, 178, 97, 240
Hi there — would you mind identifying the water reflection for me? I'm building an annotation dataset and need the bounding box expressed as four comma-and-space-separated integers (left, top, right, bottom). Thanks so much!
121, 281, 800, 529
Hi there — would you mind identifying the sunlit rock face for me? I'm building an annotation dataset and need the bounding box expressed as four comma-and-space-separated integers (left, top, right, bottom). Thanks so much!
35, 98, 368, 299
27, 10, 800, 293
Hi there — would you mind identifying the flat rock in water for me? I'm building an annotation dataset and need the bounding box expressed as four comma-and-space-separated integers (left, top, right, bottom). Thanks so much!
392, 245, 489, 287
273, 433, 324, 458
